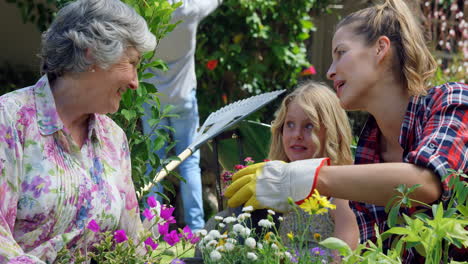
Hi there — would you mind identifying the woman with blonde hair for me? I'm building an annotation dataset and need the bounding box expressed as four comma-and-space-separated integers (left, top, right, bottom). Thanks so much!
226, 0, 467, 262
269, 81, 359, 260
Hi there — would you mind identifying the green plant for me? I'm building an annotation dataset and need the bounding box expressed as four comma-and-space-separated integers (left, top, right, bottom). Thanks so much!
56, 197, 199, 263
198, 190, 337, 263
321, 171, 468, 264
195, 0, 336, 123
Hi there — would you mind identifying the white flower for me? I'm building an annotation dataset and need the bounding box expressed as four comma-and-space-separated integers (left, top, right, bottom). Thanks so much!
240, 227, 251, 237
227, 238, 237, 244
237, 213, 251, 221
242, 206, 254, 212
210, 250, 222, 261
208, 230, 221, 239
218, 223, 225, 228
258, 219, 274, 228
214, 216, 224, 221
225, 242, 235, 251
257, 242, 263, 249
223, 216, 237, 224
245, 237, 256, 249
278, 216, 284, 222
195, 229, 207, 237
267, 209, 276, 215
232, 224, 244, 234
285, 251, 292, 260
216, 245, 224, 251
271, 243, 279, 250
206, 240, 218, 248
247, 252, 258, 261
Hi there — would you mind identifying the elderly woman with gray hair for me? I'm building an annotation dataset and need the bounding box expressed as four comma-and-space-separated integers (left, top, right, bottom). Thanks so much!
0, 0, 156, 262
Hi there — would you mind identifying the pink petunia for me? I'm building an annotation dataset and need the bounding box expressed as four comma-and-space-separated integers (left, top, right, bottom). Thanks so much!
144, 237, 159, 250
234, 164, 246, 171
142, 208, 155, 221
87, 219, 100, 233
114, 229, 128, 243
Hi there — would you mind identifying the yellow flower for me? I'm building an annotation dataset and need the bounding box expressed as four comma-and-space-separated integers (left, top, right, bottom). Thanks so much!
264, 231, 274, 241
299, 189, 336, 215
313, 233, 321, 241
287, 232, 294, 240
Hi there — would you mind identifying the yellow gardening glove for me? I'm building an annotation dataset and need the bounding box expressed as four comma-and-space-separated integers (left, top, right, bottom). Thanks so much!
224, 162, 267, 209
224, 159, 330, 213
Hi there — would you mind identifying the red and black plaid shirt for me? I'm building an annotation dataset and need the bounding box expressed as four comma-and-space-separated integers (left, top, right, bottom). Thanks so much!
350, 82, 468, 263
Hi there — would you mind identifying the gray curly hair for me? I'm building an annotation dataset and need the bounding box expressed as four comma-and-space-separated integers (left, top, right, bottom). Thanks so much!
40, 0, 156, 81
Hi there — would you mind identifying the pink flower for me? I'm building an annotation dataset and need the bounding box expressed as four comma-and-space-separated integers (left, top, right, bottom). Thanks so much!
87, 219, 100, 233
234, 164, 246, 171
181, 226, 200, 244
244, 157, 254, 163
142, 208, 155, 221
164, 230, 181, 246
114, 229, 128, 243
147, 196, 158, 208
158, 222, 169, 236
160, 206, 176, 223
206, 59, 218, 70
300, 65, 317, 76
144, 237, 159, 250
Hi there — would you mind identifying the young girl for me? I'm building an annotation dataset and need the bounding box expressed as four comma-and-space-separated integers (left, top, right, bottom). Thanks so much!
226, 0, 467, 262
269, 82, 359, 255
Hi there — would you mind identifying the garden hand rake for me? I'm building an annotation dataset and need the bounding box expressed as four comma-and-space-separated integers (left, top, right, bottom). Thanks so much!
142, 89, 286, 193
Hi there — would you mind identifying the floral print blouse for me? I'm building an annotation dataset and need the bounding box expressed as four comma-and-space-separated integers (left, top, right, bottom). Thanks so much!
0, 75, 143, 263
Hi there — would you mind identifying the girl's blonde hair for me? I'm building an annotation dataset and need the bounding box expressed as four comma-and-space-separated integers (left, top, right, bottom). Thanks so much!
268, 81, 353, 165
336, 0, 437, 96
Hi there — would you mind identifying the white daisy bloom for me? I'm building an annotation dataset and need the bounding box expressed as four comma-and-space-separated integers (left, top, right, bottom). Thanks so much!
278, 216, 284, 222
206, 240, 218, 248
227, 238, 237, 244
195, 229, 207, 237
285, 251, 292, 260
218, 223, 225, 228
245, 237, 256, 249
267, 209, 276, 215
233, 224, 244, 234
240, 227, 251, 237
271, 243, 279, 250
257, 242, 263, 249
210, 250, 222, 261
242, 206, 254, 212
247, 252, 258, 261
237, 213, 251, 221
216, 245, 225, 251
258, 219, 274, 228
225, 242, 235, 251
208, 230, 221, 239
214, 216, 224, 221
223, 216, 237, 224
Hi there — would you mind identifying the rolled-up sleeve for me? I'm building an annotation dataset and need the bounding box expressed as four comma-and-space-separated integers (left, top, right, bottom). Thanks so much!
404, 83, 468, 201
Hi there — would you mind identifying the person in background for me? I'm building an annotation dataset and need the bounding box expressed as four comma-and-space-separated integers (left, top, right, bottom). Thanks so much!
142, 0, 222, 231
0, 0, 156, 262
225, 0, 467, 262
268, 81, 359, 260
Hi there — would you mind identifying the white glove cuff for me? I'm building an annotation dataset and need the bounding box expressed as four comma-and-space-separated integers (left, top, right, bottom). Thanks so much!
256, 158, 329, 212
287, 158, 330, 205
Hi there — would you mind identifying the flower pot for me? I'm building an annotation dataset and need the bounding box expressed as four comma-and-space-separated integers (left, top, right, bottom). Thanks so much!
180, 257, 204, 264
